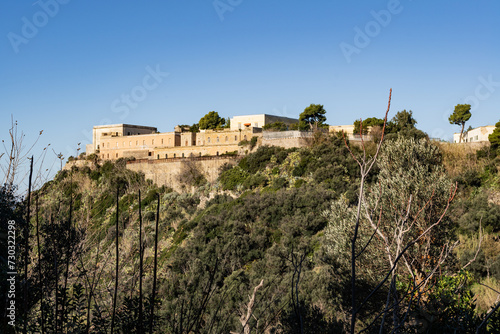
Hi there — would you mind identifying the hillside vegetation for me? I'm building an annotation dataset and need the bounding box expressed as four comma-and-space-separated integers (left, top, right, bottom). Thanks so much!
1, 130, 500, 333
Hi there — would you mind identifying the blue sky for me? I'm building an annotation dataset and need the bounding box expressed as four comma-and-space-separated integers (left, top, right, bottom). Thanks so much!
1, 0, 500, 189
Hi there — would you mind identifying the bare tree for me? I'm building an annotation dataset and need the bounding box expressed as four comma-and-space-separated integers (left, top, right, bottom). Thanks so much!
1, 117, 44, 193
327, 89, 460, 332
231, 279, 264, 334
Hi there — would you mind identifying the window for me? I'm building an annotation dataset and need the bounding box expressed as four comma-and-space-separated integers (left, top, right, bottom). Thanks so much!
225, 136, 228, 142
168, 138, 171, 144
143, 140, 145, 145
129, 141, 131, 146
116, 142, 118, 147
185, 140, 188, 146
216, 151, 219, 156
244, 135, 247, 140
216, 136, 219, 143
157, 154, 159, 159
254, 122, 258, 127
152, 139, 154, 145
165, 154, 168, 159
182, 153, 185, 158
148, 152, 152, 156
173, 153, 176, 158
208, 137, 211, 143
234, 135, 237, 141
107, 143, 110, 148
116, 153, 118, 158
199, 152, 202, 157
161, 138, 164, 145
106, 153, 109, 158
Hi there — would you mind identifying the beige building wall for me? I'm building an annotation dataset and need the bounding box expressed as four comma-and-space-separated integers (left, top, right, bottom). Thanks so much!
98, 132, 178, 160
95, 126, 261, 161
88, 124, 157, 154
453, 125, 495, 143
329, 125, 355, 134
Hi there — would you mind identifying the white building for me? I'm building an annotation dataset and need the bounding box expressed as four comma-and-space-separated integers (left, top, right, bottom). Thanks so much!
453, 125, 495, 143
229, 114, 298, 131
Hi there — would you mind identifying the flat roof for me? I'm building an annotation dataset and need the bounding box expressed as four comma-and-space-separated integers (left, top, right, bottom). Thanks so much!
93, 124, 157, 130
231, 114, 298, 121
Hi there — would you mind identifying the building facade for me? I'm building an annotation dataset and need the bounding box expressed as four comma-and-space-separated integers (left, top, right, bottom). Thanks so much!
86, 124, 158, 156
453, 125, 495, 143
229, 114, 298, 131
87, 114, 302, 161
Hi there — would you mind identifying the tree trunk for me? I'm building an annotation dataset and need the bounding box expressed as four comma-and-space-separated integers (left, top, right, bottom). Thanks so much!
460, 123, 465, 143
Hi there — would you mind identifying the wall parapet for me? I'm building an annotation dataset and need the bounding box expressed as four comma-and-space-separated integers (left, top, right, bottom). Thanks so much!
263, 130, 313, 140
126, 155, 241, 165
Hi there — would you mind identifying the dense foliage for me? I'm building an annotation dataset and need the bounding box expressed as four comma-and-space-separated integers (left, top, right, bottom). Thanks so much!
198, 111, 226, 130
298, 104, 327, 130
1, 124, 499, 333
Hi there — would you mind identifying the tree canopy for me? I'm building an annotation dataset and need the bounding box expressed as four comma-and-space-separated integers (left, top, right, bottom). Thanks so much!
353, 117, 385, 135
385, 110, 427, 140
198, 111, 226, 130
489, 120, 500, 152
299, 104, 327, 130
449, 104, 472, 143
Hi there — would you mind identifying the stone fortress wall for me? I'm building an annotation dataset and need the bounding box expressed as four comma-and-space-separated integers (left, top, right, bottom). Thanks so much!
86, 114, 303, 162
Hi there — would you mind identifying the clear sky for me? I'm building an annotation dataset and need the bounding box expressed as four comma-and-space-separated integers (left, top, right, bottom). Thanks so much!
1, 0, 499, 190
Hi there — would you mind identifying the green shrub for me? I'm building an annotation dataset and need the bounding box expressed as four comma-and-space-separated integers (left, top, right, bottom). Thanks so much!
243, 173, 267, 190
219, 166, 249, 190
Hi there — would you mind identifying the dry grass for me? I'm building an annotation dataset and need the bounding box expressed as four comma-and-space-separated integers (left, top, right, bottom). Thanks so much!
472, 277, 500, 312
437, 142, 488, 178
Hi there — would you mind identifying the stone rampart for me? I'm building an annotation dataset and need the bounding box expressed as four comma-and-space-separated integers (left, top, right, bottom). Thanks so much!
126, 156, 239, 191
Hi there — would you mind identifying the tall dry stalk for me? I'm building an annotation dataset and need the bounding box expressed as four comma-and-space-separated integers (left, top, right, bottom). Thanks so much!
36, 195, 44, 334
138, 190, 144, 334
110, 186, 119, 334
23, 156, 33, 334
149, 193, 160, 334
345, 90, 391, 333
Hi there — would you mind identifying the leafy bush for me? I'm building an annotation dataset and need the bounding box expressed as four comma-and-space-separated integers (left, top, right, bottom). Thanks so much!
263, 121, 289, 131
453, 193, 500, 234
218, 166, 249, 190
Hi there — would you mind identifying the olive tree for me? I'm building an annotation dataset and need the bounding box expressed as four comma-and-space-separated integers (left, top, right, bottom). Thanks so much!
325, 90, 459, 332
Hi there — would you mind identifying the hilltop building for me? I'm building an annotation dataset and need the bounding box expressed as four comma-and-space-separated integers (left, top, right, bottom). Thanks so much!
230, 114, 298, 130
86, 124, 158, 156
453, 125, 495, 143
86, 114, 301, 161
